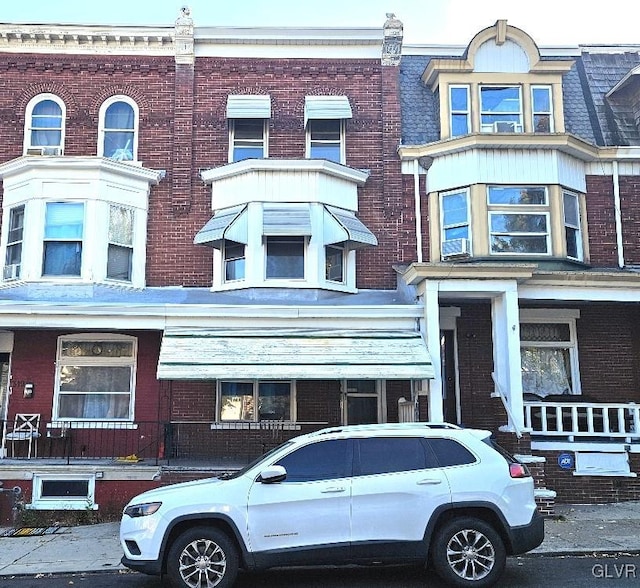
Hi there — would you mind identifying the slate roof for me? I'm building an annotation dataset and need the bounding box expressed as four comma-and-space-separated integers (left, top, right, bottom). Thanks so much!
399, 51, 640, 148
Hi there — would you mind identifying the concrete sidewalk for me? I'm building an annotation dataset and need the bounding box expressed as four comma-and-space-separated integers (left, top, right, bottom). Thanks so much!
1, 502, 640, 578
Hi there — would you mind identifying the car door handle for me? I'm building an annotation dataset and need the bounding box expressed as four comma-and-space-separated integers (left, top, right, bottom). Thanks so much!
417, 478, 442, 485
321, 487, 346, 493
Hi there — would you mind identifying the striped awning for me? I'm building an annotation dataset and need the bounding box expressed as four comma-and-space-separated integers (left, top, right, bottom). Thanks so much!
263, 203, 312, 236
304, 96, 353, 125
323, 205, 377, 248
226, 95, 272, 119
157, 328, 434, 380
194, 205, 248, 248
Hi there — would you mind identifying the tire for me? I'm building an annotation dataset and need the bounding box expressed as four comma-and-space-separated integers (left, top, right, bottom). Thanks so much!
431, 517, 506, 588
166, 526, 239, 588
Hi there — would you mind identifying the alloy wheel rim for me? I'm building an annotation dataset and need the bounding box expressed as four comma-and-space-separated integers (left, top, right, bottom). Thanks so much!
446, 528, 495, 581
178, 538, 227, 588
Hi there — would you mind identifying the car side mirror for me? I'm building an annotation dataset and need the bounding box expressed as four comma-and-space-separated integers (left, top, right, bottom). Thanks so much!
259, 465, 287, 484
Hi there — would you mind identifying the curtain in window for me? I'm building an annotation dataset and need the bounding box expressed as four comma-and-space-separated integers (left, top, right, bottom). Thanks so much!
521, 347, 572, 396
31, 99, 62, 147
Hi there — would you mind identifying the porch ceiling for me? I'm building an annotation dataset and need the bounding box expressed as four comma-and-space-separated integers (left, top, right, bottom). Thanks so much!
157, 328, 434, 380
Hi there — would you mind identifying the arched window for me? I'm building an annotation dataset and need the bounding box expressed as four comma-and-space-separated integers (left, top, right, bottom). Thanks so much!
24, 94, 65, 155
98, 97, 138, 161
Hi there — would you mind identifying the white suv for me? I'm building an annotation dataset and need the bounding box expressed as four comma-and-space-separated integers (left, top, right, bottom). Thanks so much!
120, 423, 544, 588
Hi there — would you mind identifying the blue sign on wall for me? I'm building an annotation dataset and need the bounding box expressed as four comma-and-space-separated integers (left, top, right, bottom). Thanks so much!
558, 453, 574, 469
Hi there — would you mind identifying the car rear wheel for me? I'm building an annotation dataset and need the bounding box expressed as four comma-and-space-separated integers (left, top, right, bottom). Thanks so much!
431, 517, 506, 587
166, 526, 239, 588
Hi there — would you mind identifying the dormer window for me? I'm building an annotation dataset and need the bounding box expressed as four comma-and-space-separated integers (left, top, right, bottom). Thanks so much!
99, 96, 138, 161
480, 86, 523, 133
532, 86, 553, 132
24, 94, 65, 155
450, 86, 471, 137
226, 95, 271, 162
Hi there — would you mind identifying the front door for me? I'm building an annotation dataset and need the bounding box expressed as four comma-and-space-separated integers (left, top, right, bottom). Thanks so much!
343, 380, 381, 425
441, 331, 459, 424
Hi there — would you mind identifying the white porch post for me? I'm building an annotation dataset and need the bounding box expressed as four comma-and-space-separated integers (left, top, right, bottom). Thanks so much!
424, 281, 444, 422
491, 283, 524, 432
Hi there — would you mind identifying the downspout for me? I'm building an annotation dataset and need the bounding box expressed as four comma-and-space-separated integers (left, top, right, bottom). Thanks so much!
413, 159, 423, 263
612, 160, 625, 268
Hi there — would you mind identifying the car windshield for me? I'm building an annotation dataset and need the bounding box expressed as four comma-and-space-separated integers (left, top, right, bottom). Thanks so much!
217, 440, 295, 480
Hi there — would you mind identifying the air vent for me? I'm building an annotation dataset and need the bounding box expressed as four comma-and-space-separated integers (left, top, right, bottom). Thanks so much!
442, 238, 470, 260
493, 121, 522, 133
25, 147, 62, 156
3, 263, 21, 280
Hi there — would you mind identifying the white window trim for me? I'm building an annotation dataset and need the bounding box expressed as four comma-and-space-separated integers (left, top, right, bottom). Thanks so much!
305, 119, 346, 165
439, 188, 472, 255
519, 309, 582, 396
228, 118, 268, 163
53, 333, 137, 422
325, 243, 346, 284
264, 235, 307, 282
216, 380, 297, 423
222, 241, 246, 283
449, 84, 471, 137
28, 473, 98, 511
531, 85, 554, 132
42, 200, 86, 278
563, 190, 583, 262
97, 95, 139, 162
23, 93, 66, 155
479, 85, 523, 133
3, 205, 25, 281
106, 204, 135, 283
488, 210, 551, 256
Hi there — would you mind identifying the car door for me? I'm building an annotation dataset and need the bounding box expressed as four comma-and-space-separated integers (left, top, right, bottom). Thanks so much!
350, 436, 451, 559
247, 438, 353, 560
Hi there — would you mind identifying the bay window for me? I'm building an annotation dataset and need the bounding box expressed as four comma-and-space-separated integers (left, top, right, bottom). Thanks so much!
55, 336, 136, 421
325, 244, 345, 283
107, 205, 134, 281
450, 85, 470, 137
266, 236, 305, 279
563, 191, 583, 261
224, 241, 245, 282
4, 205, 24, 280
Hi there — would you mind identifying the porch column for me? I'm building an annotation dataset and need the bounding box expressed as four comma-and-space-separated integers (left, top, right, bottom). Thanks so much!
424, 281, 444, 422
491, 284, 524, 433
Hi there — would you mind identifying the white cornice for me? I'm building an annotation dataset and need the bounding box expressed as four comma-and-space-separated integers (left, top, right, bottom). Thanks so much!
201, 159, 370, 186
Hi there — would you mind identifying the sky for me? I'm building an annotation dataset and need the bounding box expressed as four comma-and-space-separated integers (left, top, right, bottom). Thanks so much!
0, 0, 638, 46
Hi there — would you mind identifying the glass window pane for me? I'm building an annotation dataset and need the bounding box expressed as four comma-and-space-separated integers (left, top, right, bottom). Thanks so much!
31, 129, 62, 147
309, 119, 340, 140
58, 393, 130, 419
61, 340, 134, 358
520, 323, 571, 342
563, 193, 580, 226
481, 86, 521, 112
8, 206, 24, 244
521, 347, 572, 396
444, 226, 469, 241
45, 203, 84, 239
233, 145, 264, 161
491, 235, 548, 254
442, 192, 468, 226
33, 100, 62, 117
266, 237, 304, 279
43, 242, 82, 275
309, 144, 341, 162
450, 87, 468, 111
347, 396, 378, 425
451, 114, 469, 136
276, 439, 350, 482
488, 186, 546, 205
566, 228, 579, 259
109, 206, 134, 246
533, 114, 551, 132
234, 119, 264, 140
41, 480, 90, 498
105, 102, 134, 129
60, 365, 132, 392
325, 245, 344, 282
220, 382, 254, 421
357, 437, 429, 476
532, 87, 551, 112
107, 244, 132, 281
428, 438, 476, 467
258, 382, 290, 420
491, 214, 547, 233
224, 242, 246, 281
104, 131, 134, 160
346, 380, 376, 394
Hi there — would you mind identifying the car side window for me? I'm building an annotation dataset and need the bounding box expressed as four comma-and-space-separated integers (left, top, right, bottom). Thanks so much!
426, 438, 477, 467
275, 439, 351, 482
355, 437, 437, 476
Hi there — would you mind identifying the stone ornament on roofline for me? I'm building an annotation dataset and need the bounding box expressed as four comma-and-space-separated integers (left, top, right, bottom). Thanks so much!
382, 13, 403, 66
175, 5, 195, 65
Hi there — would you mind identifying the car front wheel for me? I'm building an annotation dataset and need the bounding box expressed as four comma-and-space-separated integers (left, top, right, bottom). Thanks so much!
431, 517, 506, 587
166, 526, 239, 588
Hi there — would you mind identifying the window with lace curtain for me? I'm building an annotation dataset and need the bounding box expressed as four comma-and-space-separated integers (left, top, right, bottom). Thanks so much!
520, 319, 581, 397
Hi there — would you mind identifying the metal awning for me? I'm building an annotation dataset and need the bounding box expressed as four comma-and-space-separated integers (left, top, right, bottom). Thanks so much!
323, 205, 378, 248
157, 328, 434, 380
226, 94, 272, 119
194, 204, 248, 248
263, 203, 312, 236
304, 96, 353, 125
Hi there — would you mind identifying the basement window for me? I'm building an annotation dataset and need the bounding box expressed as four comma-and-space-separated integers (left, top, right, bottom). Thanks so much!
28, 474, 98, 510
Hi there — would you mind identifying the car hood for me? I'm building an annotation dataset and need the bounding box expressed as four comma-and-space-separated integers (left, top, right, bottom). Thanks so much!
125, 475, 228, 506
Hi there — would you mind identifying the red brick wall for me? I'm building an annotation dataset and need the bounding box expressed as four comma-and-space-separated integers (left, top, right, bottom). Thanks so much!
585, 175, 618, 266
620, 175, 640, 265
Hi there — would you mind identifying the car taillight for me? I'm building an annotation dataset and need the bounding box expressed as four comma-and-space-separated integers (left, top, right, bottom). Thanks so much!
509, 462, 530, 478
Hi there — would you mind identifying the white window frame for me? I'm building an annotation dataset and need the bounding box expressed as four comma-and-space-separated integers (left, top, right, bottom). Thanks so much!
4, 205, 25, 281
23, 93, 66, 155
563, 191, 583, 261
440, 188, 471, 255
479, 85, 523, 133
325, 244, 346, 284
97, 95, 139, 161
531, 85, 554, 132
487, 186, 550, 256
42, 201, 85, 277
449, 85, 471, 137
519, 309, 582, 397
229, 118, 268, 163
223, 241, 246, 283
306, 119, 346, 164
265, 235, 307, 281
217, 380, 296, 423
53, 334, 137, 423
28, 473, 97, 511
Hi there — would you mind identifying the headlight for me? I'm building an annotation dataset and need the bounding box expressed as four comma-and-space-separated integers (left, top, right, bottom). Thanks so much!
123, 501, 162, 518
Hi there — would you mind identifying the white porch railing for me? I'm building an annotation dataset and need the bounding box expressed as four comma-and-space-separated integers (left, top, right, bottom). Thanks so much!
524, 401, 640, 442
